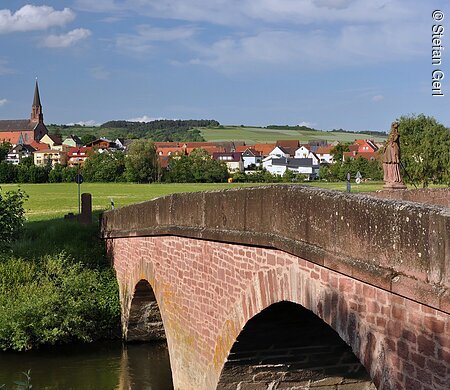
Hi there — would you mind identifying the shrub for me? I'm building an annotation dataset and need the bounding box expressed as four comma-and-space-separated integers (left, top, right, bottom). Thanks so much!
0, 188, 27, 254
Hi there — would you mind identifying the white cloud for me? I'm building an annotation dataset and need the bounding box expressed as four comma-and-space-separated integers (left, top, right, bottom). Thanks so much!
0, 5, 75, 33
0, 98, 7, 107
0, 59, 12, 75
43, 28, 91, 48
189, 21, 425, 73
116, 25, 197, 53
313, 0, 356, 10
127, 115, 165, 122
372, 95, 384, 102
297, 121, 316, 127
91, 66, 110, 80
75, 0, 419, 26
66, 120, 101, 126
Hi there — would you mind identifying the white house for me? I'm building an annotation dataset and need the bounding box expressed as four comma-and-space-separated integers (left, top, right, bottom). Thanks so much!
268, 146, 290, 158
263, 156, 320, 179
6, 144, 36, 164
242, 148, 262, 169
316, 145, 334, 164
294, 146, 320, 165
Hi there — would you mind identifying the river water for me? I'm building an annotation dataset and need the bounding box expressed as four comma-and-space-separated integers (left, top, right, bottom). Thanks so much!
0, 341, 173, 389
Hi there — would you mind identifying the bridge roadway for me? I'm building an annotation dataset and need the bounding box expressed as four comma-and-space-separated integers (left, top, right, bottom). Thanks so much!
101, 185, 450, 390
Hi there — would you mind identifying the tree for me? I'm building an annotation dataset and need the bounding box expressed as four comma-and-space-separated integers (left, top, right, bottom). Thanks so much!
0, 142, 11, 161
82, 151, 125, 182
0, 162, 17, 183
0, 188, 27, 254
124, 140, 159, 183
330, 143, 350, 162
80, 134, 97, 146
166, 149, 228, 183
398, 114, 450, 186
48, 164, 64, 183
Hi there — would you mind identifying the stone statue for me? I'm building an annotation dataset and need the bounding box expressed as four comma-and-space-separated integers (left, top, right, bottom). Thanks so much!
383, 122, 406, 189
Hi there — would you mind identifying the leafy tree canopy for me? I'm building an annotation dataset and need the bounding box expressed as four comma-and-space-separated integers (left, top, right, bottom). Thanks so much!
166, 148, 228, 183
397, 114, 450, 187
125, 139, 159, 183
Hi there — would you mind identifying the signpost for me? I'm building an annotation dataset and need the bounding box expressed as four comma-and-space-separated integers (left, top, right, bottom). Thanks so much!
75, 173, 84, 215
346, 172, 351, 193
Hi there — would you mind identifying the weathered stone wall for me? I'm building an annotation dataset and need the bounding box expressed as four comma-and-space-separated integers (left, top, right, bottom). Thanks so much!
102, 185, 450, 314
109, 236, 450, 390
368, 188, 450, 207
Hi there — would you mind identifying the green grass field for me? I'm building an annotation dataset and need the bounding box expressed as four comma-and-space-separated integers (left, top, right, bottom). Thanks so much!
1, 182, 387, 221
49, 124, 387, 145
200, 126, 387, 144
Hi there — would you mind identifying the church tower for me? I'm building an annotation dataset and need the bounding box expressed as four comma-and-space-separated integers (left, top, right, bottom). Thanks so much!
31, 79, 43, 123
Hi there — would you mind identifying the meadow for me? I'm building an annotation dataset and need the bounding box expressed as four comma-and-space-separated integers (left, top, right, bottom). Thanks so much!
200, 126, 387, 144
1, 181, 385, 221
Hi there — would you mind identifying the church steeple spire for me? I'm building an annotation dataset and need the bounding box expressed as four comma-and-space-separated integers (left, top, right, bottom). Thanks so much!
31, 78, 43, 123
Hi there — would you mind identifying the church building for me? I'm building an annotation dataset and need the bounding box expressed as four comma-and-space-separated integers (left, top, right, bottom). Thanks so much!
0, 80, 48, 144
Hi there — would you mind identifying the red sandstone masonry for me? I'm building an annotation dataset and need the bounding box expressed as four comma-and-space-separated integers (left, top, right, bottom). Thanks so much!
109, 236, 450, 390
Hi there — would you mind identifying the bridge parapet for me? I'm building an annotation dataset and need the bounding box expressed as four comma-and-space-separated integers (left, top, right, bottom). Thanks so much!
101, 185, 449, 313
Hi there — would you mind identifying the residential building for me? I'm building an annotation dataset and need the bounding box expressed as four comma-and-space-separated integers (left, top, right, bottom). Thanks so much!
6, 144, 36, 164
63, 135, 83, 148
316, 145, 335, 164
354, 139, 378, 153
343, 139, 381, 161
34, 149, 68, 167
40, 134, 65, 151
252, 143, 277, 157
213, 152, 244, 172
67, 147, 92, 167
269, 146, 291, 158
242, 148, 262, 169
263, 156, 320, 179
85, 138, 118, 153
294, 146, 320, 165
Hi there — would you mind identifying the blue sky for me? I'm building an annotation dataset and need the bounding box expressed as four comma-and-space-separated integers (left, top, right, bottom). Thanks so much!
0, 0, 448, 131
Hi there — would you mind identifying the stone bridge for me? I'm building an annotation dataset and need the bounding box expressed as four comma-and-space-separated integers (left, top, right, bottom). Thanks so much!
101, 185, 450, 390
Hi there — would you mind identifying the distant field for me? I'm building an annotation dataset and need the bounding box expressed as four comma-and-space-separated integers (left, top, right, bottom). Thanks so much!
48, 124, 387, 144
200, 126, 387, 144
47, 125, 126, 140
1, 182, 387, 221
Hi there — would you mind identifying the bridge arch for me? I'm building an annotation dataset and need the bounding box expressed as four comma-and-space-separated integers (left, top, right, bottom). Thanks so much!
217, 300, 375, 389
212, 265, 391, 390
125, 279, 167, 342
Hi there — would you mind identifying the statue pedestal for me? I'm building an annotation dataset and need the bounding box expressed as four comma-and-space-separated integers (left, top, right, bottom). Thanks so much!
383, 182, 407, 190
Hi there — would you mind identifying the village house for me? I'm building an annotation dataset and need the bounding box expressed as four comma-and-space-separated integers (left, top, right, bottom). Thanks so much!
343, 139, 381, 161
85, 138, 119, 153
241, 148, 262, 169
6, 143, 36, 164
316, 145, 335, 164
39, 133, 65, 151
67, 147, 92, 167
63, 135, 83, 148
262, 156, 319, 179
33, 148, 68, 167
213, 152, 244, 172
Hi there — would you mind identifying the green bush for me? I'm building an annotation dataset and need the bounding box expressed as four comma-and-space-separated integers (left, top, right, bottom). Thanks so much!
0, 253, 120, 351
0, 217, 121, 351
0, 188, 27, 254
